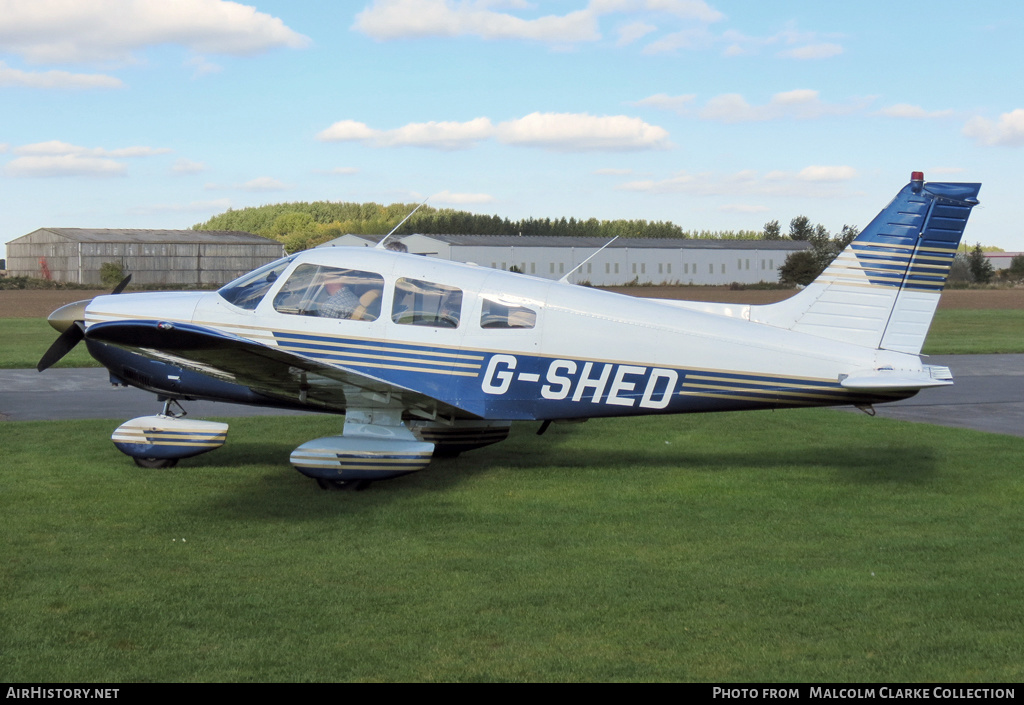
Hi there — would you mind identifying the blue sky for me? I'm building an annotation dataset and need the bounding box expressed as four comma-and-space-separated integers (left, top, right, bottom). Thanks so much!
3, 0, 1023, 259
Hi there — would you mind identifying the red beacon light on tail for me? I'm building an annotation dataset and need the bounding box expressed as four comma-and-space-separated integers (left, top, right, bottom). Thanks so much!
911, 171, 925, 192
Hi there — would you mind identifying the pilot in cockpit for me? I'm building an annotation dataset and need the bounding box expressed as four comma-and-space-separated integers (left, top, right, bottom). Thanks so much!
319, 274, 359, 319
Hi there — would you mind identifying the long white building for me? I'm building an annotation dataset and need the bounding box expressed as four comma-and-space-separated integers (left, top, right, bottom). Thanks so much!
322, 233, 810, 286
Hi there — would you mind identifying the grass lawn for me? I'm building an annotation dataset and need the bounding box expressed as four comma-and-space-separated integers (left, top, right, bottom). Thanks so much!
1, 319, 99, 369
921, 309, 1024, 354
2, 410, 1023, 682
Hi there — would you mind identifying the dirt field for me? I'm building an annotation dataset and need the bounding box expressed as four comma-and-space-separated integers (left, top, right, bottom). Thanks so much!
3, 285, 1023, 319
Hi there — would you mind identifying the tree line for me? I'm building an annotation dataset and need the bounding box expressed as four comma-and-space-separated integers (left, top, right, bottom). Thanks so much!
193, 201, 760, 253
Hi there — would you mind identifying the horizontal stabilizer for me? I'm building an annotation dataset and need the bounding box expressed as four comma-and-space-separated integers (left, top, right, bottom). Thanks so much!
840, 365, 954, 391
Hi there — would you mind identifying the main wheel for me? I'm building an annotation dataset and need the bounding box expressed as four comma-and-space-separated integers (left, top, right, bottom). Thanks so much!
133, 457, 179, 469
315, 478, 370, 491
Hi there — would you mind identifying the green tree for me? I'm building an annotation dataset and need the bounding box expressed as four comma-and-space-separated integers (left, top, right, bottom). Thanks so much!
778, 250, 820, 286
763, 219, 781, 240
968, 243, 994, 284
99, 260, 127, 287
1005, 254, 1024, 282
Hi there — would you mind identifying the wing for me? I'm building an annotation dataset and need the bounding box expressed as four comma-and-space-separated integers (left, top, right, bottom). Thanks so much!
85, 319, 477, 419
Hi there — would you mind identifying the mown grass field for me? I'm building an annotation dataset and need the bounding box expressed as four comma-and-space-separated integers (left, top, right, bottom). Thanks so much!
2, 411, 1023, 682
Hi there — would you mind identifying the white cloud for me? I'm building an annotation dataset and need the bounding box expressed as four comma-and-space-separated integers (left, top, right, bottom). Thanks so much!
631, 92, 696, 114
171, 158, 206, 174
698, 89, 871, 123
318, 112, 670, 152
318, 117, 495, 150
0, 61, 122, 89
353, 0, 723, 46
615, 20, 656, 46
384, 118, 496, 149
431, 190, 495, 205
497, 112, 670, 151
14, 141, 170, 157
5, 155, 126, 177
779, 43, 842, 60
185, 56, 222, 78
317, 120, 381, 142
795, 165, 857, 182
876, 103, 954, 120
353, 0, 600, 43
0, 0, 310, 64
5, 140, 169, 177
641, 27, 713, 54
962, 109, 1024, 147
617, 167, 856, 198
717, 23, 843, 60
241, 177, 288, 191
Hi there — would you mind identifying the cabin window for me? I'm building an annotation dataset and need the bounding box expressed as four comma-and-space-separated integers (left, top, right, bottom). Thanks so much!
218, 256, 296, 310
480, 297, 537, 329
272, 264, 384, 321
392, 278, 463, 328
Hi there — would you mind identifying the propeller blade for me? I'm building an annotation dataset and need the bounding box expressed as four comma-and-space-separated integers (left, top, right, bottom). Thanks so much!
110, 274, 132, 296
37, 321, 85, 372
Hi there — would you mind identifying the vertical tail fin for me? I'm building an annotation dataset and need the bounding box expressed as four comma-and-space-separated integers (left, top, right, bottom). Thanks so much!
752, 172, 981, 354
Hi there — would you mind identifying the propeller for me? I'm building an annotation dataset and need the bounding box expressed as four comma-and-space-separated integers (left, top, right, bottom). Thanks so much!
36, 275, 131, 372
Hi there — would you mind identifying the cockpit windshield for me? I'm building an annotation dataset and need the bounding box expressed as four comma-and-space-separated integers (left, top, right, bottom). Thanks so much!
217, 256, 296, 310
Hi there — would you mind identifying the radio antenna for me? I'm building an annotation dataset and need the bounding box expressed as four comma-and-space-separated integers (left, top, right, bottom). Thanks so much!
559, 236, 619, 284
376, 197, 429, 250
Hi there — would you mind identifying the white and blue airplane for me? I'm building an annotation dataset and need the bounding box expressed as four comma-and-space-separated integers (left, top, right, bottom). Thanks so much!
38, 172, 980, 489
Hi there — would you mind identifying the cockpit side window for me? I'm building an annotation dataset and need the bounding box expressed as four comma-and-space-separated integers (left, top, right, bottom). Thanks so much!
392, 278, 462, 328
273, 264, 384, 321
480, 297, 537, 329
217, 256, 295, 310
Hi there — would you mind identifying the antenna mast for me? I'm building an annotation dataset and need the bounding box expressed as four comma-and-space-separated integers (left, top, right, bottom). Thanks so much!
376, 197, 429, 250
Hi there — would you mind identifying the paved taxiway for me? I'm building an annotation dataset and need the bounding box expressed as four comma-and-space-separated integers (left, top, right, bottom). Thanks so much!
2, 355, 1022, 438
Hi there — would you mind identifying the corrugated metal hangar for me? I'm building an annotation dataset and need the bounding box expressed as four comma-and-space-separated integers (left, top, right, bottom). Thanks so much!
322, 233, 810, 286
5, 228, 286, 286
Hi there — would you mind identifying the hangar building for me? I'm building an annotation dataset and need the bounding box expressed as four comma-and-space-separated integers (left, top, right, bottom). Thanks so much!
321, 233, 810, 286
5, 228, 286, 286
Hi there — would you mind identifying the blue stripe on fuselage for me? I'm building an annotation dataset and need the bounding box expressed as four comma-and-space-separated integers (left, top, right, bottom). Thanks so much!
270, 331, 908, 420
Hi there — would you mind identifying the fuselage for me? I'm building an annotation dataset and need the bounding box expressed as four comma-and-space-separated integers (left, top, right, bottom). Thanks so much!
84, 246, 923, 420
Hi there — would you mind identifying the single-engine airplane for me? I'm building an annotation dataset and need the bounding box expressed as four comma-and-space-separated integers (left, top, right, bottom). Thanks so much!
39, 172, 980, 489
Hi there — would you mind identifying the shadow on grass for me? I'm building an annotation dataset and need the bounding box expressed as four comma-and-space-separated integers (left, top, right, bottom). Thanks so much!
183, 428, 940, 521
